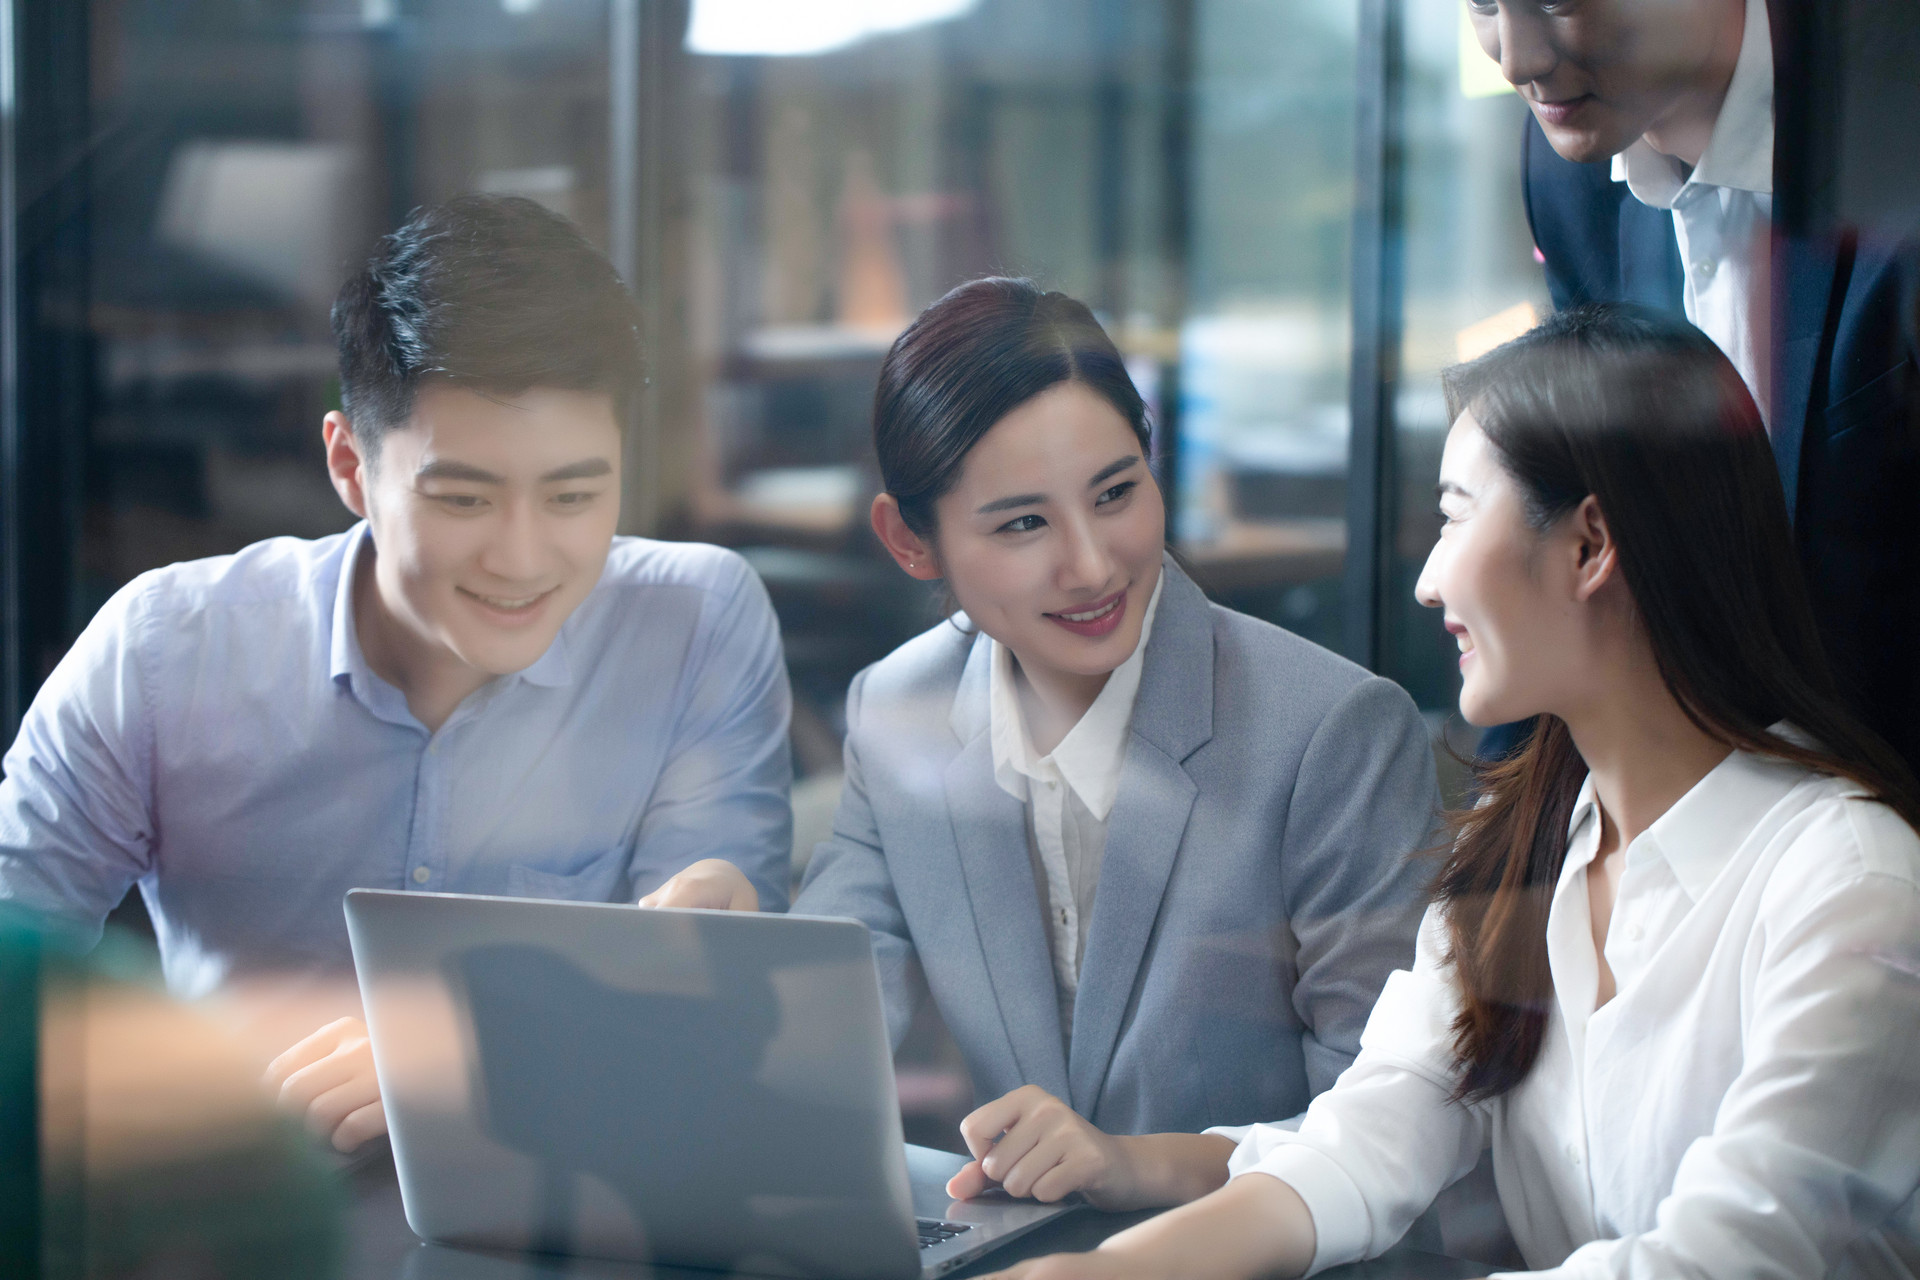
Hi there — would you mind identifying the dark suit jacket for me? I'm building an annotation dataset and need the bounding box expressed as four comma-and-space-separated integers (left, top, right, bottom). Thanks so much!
1521, 115, 1920, 772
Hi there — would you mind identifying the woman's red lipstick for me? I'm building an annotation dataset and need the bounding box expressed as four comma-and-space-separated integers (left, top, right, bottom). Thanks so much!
1045, 589, 1128, 638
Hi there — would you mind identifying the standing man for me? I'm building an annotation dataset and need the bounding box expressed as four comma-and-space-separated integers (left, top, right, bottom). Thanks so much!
1476, 0, 1920, 770
0, 194, 794, 1146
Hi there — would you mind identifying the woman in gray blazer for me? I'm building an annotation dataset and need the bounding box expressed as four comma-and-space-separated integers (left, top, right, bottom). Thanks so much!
650, 278, 1438, 1211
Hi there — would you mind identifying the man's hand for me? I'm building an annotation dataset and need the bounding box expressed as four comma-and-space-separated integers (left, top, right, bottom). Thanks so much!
265, 1016, 386, 1152
639, 858, 761, 911
949, 1085, 1140, 1208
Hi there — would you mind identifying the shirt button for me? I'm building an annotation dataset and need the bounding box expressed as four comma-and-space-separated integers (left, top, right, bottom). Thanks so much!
412, 866, 431, 885
1694, 258, 1717, 279
1566, 1142, 1582, 1164
1624, 922, 1644, 942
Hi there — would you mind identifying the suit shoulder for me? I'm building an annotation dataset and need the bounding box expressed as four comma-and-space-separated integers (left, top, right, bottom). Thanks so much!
852, 615, 975, 707
1207, 602, 1366, 689
1206, 603, 1422, 725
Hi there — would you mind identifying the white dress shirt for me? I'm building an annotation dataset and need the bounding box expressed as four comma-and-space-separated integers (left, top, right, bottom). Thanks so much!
1612, 0, 1774, 421
989, 576, 1163, 1040
1224, 745, 1920, 1277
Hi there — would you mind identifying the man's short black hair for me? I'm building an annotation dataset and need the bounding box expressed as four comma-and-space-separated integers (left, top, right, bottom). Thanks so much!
331, 194, 642, 454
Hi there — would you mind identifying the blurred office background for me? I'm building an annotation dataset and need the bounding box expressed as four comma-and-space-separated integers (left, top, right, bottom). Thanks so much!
1, 0, 1552, 1143
1, 0, 1552, 759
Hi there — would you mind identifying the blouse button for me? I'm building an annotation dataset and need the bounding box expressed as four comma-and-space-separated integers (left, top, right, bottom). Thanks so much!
1624, 922, 1644, 943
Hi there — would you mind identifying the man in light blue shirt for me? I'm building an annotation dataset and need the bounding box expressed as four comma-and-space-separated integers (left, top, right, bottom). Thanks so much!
0, 195, 792, 1146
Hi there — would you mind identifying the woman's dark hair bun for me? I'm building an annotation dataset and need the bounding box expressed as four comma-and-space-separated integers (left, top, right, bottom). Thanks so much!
872, 277, 1150, 537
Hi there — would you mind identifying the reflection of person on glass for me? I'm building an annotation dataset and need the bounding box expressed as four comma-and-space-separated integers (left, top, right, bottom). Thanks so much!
1479, 0, 1920, 773
0, 195, 793, 1151
649, 278, 1440, 1211
455, 941, 880, 1268
983, 305, 1920, 1280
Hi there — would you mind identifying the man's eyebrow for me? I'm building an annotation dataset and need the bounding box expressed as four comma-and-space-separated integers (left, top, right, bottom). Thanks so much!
541, 458, 614, 483
976, 492, 1046, 515
1088, 455, 1142, 487
1436, 480, 1471, 499
415, 459, 504, 484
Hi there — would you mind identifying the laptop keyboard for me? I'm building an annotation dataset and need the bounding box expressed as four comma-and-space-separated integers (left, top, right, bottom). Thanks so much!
917, 1219, 973, 1250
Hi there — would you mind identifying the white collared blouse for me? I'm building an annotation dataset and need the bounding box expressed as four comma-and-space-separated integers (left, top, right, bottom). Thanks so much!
1226, 746, 1920, 1278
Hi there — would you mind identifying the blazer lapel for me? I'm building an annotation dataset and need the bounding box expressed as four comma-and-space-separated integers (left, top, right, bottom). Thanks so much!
1771, 230, 1849, 520
943, 637, 1071, 1100
1617, 196, 1685, 312
1067, 562, 1215, 1117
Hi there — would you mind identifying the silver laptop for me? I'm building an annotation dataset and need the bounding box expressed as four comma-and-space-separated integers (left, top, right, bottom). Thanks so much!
344, 889, 1076, 1278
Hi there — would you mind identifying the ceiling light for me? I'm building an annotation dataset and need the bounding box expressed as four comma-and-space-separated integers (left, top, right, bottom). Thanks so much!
686, 0, 977, 57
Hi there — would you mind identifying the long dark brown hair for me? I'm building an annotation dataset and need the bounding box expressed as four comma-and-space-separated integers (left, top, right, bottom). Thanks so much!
1435, 303, 1920, 1102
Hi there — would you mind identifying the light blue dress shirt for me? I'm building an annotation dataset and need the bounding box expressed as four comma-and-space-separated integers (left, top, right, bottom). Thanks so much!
0, 522, 792, 996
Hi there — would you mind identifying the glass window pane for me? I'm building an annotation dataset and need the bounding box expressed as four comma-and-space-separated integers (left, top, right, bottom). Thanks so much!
1387, 4, 1549, 732
1176, 0, 1353, 654
84, 0, 614, 618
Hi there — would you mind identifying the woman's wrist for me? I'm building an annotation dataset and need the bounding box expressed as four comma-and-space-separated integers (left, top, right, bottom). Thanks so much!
1109, 1133, 1238, 1209
1095, 1171, 1316, 1280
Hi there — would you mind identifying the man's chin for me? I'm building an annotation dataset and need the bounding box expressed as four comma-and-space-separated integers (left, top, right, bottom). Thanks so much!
1535, 115, 1636, 166
444, 633, 560, 681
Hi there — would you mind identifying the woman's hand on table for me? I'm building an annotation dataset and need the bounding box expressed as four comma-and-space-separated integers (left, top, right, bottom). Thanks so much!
639, 858, 761, 911
948, 1085, 1236, 1210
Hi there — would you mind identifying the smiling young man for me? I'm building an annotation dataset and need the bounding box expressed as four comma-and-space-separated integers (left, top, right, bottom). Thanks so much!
1474, 0, 1920, 773
0, 195, 793, 1146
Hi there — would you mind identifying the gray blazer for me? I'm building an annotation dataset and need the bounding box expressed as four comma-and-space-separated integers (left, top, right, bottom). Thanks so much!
794, 560, 1438, 1135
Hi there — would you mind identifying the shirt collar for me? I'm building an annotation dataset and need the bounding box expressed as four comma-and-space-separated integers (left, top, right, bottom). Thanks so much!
328, 521, 378, 687
1560, 723, 1811, 904
1611, 0, 1773, 206
987, 572, 1164, 822
326, 521, 576, 706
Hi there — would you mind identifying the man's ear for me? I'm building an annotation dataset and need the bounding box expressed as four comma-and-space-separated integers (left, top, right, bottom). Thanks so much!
1569, 493, 1620, 602
323, 411, 372, 519
870, 493, 942, 580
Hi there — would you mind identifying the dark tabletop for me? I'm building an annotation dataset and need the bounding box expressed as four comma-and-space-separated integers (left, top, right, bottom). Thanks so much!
342, 1155, 1485, 1280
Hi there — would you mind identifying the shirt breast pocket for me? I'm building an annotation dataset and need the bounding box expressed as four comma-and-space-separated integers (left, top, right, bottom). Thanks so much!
506, 856, 629, 904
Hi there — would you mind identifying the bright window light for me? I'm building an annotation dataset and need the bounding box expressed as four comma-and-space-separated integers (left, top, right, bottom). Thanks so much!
686, 0, 978, 57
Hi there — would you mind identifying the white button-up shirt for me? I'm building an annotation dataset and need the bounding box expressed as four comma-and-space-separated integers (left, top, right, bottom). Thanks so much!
1225, 746, 1920, 1277
1613, 0, 1774, 422
989, 576, 1163, 1041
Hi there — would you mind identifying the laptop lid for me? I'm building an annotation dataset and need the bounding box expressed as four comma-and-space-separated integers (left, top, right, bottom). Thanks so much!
345, 889, 922, 1279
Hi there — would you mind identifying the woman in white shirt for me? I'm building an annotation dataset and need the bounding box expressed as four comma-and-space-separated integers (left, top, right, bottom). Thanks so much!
980, 303, 1920, 1278
647, 277, 1442, 1210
